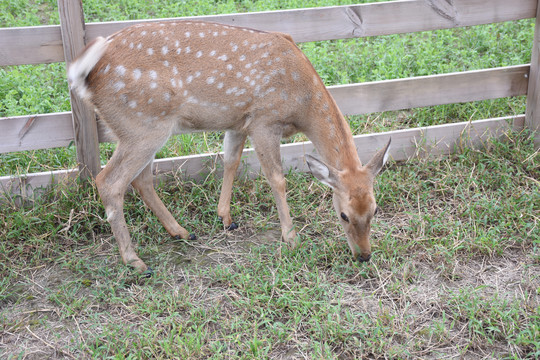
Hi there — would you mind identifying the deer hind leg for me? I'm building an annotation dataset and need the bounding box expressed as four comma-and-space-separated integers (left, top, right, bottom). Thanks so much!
217, 130, 247, 230
250, 129, 298, 248
96, 132, 170, 273
131, 162, 193, 240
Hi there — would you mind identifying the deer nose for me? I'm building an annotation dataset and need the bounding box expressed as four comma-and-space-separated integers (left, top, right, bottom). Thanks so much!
356, 254, 371, 263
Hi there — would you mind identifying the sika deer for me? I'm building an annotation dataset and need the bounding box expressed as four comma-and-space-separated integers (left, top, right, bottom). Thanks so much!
68, 21, 391, 273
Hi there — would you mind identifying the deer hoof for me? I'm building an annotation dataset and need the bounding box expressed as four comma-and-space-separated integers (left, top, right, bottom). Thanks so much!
227, 222, 239, 231
356, 254, 371, 263
141, 266, 154, 278
188, 233, 197, 241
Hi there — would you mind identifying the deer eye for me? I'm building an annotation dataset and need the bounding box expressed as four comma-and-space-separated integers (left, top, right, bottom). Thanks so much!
340, 212, 349, 223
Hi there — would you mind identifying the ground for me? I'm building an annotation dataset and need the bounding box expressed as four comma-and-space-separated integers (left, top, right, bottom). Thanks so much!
1, 132, 539, 359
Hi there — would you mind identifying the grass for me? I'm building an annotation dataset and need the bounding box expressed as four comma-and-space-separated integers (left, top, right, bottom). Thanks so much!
1, 131, 538, 359
1, 0, 540, 359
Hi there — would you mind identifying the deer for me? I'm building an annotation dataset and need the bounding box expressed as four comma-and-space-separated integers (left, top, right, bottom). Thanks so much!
67, 20, 391, 274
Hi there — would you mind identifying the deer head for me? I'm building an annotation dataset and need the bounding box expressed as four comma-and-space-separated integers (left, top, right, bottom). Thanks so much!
306, 138, 391, 262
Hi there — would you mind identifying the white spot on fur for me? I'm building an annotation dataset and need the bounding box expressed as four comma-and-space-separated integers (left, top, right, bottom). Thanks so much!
149, 70, 158, 80
115, 65, 126, 76
185, 31, 191, 37
162, 46, 169, 55
113, 81, 125, 92
133, 69, 142, 80
128, 100, 137, 108
206, 77, 215, 84
239, 55, 246, 61
217, 54, 228, 61
150, 82, 157, 89
186, 75, 193, 84
147, 48, 154, 55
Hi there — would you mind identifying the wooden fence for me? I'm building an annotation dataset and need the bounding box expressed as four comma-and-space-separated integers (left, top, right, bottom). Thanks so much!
1, 0, 539, 196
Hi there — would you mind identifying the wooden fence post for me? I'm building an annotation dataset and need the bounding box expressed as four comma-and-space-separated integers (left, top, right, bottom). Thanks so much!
526, 0, 540, 149
58, 0, 101, 179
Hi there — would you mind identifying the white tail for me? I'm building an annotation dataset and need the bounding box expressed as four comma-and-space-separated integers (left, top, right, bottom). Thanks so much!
69, 20, 391, 273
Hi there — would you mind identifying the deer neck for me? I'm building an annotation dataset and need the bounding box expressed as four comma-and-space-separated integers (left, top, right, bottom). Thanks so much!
306, 93, 361, 172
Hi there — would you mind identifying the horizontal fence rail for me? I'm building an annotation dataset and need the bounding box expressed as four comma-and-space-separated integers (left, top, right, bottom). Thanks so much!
0, 0, 536, 66
0, 115, 525, 196
0, 65, 530, 154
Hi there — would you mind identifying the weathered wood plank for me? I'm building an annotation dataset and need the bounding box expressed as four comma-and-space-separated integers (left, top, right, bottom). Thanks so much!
1, 115, 524, 197
0, 112, 74, 153
0, 65, 529, 153
525, 1, 540, 149
331, 65, 530, 115
58, 0, 101, 179
85, 0, 537, 43
0, 25, 62, 66
2, 0, 536, 66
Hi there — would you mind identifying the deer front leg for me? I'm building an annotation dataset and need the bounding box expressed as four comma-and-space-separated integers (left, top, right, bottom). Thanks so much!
131, 162, 194, 240
251, 130, 298, 248
217, 130, 247, 230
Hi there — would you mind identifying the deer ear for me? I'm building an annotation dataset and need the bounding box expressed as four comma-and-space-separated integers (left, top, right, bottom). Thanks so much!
365, 137, 391, 177
305, 154, 340, 189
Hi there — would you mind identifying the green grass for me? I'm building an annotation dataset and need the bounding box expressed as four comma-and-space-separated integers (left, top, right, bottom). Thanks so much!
1, 131, 538, 359
1, 0, 540, 359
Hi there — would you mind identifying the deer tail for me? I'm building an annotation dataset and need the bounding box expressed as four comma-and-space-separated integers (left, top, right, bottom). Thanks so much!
67, 36, 109, 100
